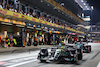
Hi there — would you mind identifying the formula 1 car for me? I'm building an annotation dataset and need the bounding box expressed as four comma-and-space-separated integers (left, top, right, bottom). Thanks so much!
77, 42, 91, 53
37, 45, 83, 63
82, 43, 91, 53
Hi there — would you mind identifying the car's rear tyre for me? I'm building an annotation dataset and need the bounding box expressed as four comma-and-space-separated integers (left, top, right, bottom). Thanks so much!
40, 60, 46, 63
89, 46, 91, 52
78, 54, 82, 60
78, 52, 82, 60
90, 47, 91, 52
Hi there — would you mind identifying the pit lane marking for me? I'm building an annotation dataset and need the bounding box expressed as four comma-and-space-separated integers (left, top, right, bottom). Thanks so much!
0, 62, 7, 65
0, 54, 37, 62
7, 59, 37, 67
91, 51, 100, 59
2, 56, 37, 67
97, 62, 100, 67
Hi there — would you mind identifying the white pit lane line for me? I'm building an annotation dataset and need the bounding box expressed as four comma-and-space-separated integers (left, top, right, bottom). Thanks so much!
7, 59, 37, 67
97, 62, 100, 67
0, 55, 37, 62
0, 50, 40, 62
6, 49, 51, 67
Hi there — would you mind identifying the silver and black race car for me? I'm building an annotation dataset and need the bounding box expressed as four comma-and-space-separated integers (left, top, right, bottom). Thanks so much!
77, 42, 91, 53
82, 42, 91, 53
37, 45, 83, 63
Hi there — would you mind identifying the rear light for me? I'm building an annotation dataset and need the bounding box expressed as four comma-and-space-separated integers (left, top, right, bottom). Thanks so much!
81, 49, 83, 55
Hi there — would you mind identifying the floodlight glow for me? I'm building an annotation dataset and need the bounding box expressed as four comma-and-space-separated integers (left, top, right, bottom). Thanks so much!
91, 6, 94, 10
86, 6, 88, 8
86, 7, 89, 10
83, 3, 86, 5
41, 0, 43, 2
81, 0, 83, 2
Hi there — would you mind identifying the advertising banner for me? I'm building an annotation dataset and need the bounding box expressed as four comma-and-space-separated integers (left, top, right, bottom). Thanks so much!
0, 8, 84, 34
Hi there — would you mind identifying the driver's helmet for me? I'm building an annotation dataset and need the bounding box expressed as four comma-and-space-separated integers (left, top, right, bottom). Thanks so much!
62, 41, 64, 43
61, 46, 65, 49
60, 41, 65, 45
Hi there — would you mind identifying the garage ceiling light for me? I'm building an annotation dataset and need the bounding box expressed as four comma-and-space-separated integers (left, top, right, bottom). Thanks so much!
41, 0, 43, 2
1, 22, 12, 25
16, 25, 25, 27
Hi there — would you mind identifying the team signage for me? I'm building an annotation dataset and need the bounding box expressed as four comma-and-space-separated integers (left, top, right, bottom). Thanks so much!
0, 8, 84, 34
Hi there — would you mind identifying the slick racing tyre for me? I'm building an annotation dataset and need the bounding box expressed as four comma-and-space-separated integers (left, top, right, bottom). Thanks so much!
77, 49, 83, 60
90, 47, 91, 52
40, 60, 46, 63
89, 46, 91, 52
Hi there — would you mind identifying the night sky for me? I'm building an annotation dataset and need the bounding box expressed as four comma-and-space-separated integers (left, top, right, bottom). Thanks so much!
87, 0, 100, 24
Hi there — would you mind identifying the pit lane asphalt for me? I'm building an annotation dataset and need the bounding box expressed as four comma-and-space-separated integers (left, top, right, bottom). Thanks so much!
0, 43, 100, 67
